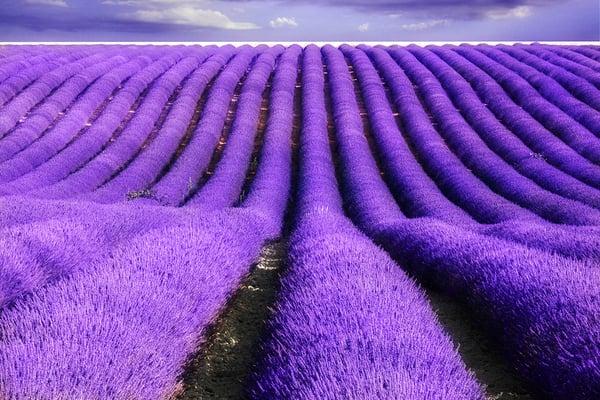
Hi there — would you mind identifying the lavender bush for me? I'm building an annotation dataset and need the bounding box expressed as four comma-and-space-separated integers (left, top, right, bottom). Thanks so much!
0, 44, 598, 400
249, 45, 483, 399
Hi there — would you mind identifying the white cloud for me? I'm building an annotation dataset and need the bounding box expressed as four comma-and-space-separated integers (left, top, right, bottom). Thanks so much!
269, 17, 298, 28
486, 5, 532, 20
401, 19, 447, 31
25, 0, 67, 7
128, 6, 259, 30
358, 22, 369, 32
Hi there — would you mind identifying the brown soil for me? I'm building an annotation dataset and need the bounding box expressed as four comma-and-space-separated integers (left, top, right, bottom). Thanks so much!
176, 241, 286, 400
177, 241, 534, 400
426, 289, 534, 400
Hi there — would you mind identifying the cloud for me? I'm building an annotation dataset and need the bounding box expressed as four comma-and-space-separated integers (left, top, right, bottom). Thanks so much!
486, 5, 532, 19
221, 0, 558, 20
401, 19, 447, 30
128, 6, 259, 30
358, 22, 369, 32
24, 0, 68, 7
269, 16, 298, 28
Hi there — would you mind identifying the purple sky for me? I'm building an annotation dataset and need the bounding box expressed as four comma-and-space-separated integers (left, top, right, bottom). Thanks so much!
0, 0, 598, 41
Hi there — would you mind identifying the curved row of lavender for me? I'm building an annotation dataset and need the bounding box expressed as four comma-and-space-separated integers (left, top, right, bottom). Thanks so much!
0, 44, 598, 399
337, 44, 600, 399
249, 44, 484, 400
0, 45, 293, 399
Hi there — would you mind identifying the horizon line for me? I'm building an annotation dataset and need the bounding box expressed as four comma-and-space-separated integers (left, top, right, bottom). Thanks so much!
1, 41, 597, 46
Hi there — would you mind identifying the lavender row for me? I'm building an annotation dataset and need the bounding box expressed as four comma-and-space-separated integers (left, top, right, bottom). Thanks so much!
85, 47, 234, 204
454, 46, 600, 165
241, 44, 302, 236
407, 46, 600, 211
187, 45, 284, 208
251, 212, 484, 399
0, 50, 188, 195
522, 45, 600, 88
0, 54, 145, 185
250, 44, 484, 400
431, 46, 600, 191
389, 46, 600, 225
0, 209, 269, 398
498, 45, 600, 110
291, 47, 343, 217
22, 52, 192, 198
143, 45, 262, 206
0, 48, 127, 137
319, 46, 600, 398
0, 48, 93, 107
373, 220, 600, 400
474, 45, 600, 135
0, 48, 152, 165
0, 205, 220, 310
365, 46, 539, 224
31, 51, 212, 199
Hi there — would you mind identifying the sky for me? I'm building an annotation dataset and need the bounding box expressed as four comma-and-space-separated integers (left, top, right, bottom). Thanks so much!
0, 0, 598, 41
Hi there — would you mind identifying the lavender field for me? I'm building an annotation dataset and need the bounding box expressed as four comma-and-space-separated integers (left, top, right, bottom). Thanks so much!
0, 43, 599, 400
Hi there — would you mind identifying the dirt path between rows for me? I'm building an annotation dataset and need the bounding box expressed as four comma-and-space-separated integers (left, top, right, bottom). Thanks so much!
178, 240, 532, 400
177, 241, 286, 400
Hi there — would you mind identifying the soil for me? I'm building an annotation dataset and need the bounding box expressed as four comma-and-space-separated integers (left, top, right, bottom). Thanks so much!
426, 289, 534, 400
177, 241, 286, 400
177, 241, 533, 400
